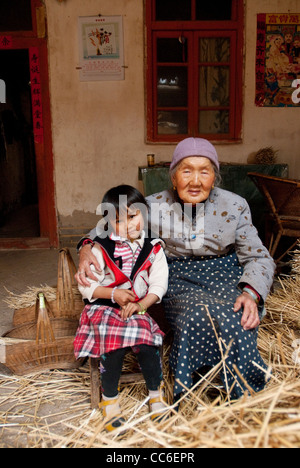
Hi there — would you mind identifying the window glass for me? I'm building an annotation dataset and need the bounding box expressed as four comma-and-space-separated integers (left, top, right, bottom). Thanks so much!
157, 67, 188, 107
158, 111, 188, 135
196, 0, 232, 21
0, 0, 32, 32
199, 37, 230, 63
199, 110, 229, 134
155, 0, 191, 21
157, 38, 188, 63
199, 66, 230, 107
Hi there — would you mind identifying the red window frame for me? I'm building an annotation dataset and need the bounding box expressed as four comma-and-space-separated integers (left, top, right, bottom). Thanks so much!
145, 0, 244, 143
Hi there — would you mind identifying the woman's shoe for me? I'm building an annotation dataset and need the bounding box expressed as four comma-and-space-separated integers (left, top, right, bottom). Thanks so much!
99, 398, 126, 433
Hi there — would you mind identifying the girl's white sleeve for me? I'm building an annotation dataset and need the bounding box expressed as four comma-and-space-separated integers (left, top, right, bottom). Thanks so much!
78, 247, 106, 303
147, 247, 169, 302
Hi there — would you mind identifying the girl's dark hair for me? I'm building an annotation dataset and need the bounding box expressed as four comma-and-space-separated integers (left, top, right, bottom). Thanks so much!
100, 185, 148, 233
101, 185, 148, 213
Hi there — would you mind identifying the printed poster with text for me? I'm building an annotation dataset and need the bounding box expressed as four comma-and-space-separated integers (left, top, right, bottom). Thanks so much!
256, 13, 300, 107
78, 16, 124, 81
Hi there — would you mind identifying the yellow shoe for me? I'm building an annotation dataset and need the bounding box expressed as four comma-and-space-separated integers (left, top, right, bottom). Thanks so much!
99, 398, 126, 433
149, 390, 168, 422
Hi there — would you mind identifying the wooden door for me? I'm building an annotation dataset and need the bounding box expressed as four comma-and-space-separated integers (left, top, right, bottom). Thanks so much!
0, 0, 57, 248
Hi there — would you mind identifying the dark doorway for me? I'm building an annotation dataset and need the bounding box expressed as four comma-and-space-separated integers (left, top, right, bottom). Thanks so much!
0, 48, 40, 238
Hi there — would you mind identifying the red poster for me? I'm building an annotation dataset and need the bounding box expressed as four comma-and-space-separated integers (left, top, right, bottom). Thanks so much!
29, 47, 44, 143
255, 13, 300, 107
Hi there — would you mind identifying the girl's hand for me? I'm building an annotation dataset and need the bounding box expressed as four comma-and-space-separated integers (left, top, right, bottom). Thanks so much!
120, 302, 141, 321
233, 292, 260, 330
113, 289, 136, 309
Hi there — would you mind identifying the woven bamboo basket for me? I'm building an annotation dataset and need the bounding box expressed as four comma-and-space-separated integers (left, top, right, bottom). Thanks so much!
0, 292, 83, 375
12, 248, 83, 326
0, 336, 83, 375
3, 318, 79, 341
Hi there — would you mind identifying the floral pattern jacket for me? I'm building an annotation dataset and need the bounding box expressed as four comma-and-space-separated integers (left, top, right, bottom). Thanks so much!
146, 188, 276, 301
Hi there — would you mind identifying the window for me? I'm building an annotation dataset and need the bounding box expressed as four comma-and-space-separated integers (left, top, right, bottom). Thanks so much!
145, 0, 244, 142
0, 0, 33, 32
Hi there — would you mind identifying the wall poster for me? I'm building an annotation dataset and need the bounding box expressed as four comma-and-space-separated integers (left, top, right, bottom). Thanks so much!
256, 13, 300, 107
78, 15, 124, 81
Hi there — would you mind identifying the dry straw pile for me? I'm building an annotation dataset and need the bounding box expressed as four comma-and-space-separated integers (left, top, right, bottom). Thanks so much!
1, 247, 300, 448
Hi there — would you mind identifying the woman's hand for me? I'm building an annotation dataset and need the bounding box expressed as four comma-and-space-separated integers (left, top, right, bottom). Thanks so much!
233, 292, 260, 330
75, 244, 101, 287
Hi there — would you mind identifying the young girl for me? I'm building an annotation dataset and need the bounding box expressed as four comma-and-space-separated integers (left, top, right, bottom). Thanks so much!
74, 185, 169, 432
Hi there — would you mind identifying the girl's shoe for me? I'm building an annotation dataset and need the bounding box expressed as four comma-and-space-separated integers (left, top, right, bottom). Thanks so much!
99, 398, 126, 433
149, 387, 168, 422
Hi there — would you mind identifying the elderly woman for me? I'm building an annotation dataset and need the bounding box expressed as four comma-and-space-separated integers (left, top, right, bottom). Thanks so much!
76, 138, 276, 400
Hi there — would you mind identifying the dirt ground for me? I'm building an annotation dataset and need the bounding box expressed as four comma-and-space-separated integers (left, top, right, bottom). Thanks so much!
0, 248, 83, 448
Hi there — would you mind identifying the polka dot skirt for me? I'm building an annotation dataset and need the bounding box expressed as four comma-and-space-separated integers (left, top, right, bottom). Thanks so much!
163, 252, 269, 399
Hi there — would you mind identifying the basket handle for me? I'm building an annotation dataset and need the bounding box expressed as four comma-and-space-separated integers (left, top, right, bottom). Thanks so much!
35, 292, 58, 364
57, 248, 77, 313
35, 292, 56, 345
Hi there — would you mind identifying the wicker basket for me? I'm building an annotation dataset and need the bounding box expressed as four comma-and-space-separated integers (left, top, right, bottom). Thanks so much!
0, 290, 83, 375
12, 248, 83, 326
3, 318, 79, 341
12, 297, 83, 327
0, 336, 83, 375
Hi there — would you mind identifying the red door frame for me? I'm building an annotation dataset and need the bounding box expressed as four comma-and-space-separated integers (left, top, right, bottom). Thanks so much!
0, 0, 58, 248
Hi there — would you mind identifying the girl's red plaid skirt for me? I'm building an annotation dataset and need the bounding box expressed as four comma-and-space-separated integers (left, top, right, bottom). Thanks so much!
73, 304, 165, 358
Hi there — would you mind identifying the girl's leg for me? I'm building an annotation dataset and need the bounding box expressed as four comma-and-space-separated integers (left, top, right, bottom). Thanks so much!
100, 347, 128, 397
133, 344, 163, 390
133, 344, 168, 420
99, 347, 129, 431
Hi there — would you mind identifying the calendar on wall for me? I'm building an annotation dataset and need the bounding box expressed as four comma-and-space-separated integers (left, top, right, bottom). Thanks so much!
78, 15, 124, 81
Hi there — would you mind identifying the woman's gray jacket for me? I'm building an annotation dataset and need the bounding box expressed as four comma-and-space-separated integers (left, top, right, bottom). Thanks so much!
146, 188, 276, 301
